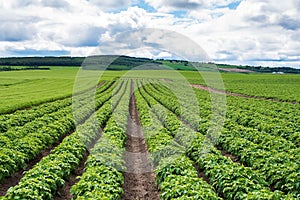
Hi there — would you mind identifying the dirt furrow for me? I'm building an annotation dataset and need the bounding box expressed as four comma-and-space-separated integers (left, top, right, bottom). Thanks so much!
217, 147, 240, 163
142, 85, 243, 166
54, 128, 104, 200
0, 82, 118, 196
122, 84, 160, 200
0, 129, 74, 196
54, 150, 88, 200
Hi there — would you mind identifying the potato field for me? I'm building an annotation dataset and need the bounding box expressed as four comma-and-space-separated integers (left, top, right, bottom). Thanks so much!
0, 73, 299, 200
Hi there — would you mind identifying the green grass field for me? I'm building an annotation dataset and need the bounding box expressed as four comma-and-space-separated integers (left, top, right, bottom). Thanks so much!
1, 67, 299, 114
182, 71, 300, 102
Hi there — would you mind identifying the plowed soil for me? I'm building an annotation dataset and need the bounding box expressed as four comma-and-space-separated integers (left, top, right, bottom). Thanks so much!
122, 85, 160, 200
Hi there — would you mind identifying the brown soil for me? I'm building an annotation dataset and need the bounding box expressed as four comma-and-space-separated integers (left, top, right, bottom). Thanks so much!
191, 84, 298, 104
192, 84, 249, 97
55, 128, 107, 200
96, 80, 106, 88
194, 164, 210, 184
54, 151, 88, 200
160, 78, 173, 83
122, 83, 160, 200
216, 147, 240, 163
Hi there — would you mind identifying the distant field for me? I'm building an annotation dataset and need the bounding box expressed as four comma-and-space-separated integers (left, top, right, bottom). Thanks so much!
0, 67, 126, 114
1, 67, 299, 114
183, 71, 300, 102
0, 67, 75, 113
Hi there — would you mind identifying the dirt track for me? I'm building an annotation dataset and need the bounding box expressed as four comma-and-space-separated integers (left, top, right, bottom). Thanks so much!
191, 84, 298, 104
122, 85, 160, 200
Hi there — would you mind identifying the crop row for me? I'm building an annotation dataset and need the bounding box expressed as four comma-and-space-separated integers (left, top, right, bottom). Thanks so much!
192, 87, 300, 147
70, 80, 131, 199
191, 81, 300, 197
151, 80, 298, 151
1, 80, 127, 199
0, 98, 71, 133
168, 81, 299, 196
0, 81, 119, 183
147, 80, 300, 197
218, 132, 300, 197
134, 80, 220, 199
0, 81, 113, 137
0, 81, 113, 133
153, 80, 300, 146
139, 80, 295, 199
194, 90, 300, 197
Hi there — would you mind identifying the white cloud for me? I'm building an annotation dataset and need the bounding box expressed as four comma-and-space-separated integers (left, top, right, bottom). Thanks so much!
176, 0, 300, 67
0, 0, 299, 68
156, 51, 173, 58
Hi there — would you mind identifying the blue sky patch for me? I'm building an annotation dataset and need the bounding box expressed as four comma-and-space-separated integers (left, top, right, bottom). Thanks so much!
228, 1, 242, 10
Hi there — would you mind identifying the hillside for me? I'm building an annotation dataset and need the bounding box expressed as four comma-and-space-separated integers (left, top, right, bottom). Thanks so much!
0, 56, 299, 73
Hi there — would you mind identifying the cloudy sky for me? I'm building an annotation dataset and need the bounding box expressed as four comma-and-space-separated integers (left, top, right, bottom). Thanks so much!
0, 0, 299, 68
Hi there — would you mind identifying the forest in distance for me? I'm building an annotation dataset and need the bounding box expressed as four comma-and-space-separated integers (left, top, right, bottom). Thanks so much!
0, 56, 299, 73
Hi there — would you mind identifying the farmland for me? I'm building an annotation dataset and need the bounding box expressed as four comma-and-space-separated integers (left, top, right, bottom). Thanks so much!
0, 66, 299, 199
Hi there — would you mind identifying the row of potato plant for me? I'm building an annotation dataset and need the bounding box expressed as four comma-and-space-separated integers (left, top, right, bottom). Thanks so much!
193, 87, 300, 197
0, 81, 112, 133
0, 81, 114, 142
154, 80, 299, 148
1, 81, 126, 200
148, 80, 300, 197
140, 80, 295, 199
226, 103, 299, 145
0, 81, 118, 183
152, 81, 298, 156
135, 81, 220, 200
70, 80, 131, 199
193, 88, 300, 147
218, 131, 300, 197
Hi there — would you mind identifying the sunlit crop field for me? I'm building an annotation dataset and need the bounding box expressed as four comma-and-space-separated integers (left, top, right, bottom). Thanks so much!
0, 68, 299, 199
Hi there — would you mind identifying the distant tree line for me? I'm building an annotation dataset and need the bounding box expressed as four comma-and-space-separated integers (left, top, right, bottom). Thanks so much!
1, 56, 298, 73
217, 63, 300, 74
0, 57, 84, 66
238, 66, 300, 74
0, 56, 162, 70
0, 66, 50, 72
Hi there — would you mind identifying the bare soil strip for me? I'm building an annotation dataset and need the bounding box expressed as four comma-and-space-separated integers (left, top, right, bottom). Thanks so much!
191, 84, 298, 104
122, 84, 160, 200
160, 78, 173, 83
193, 164, 210, 184
54, 150, 89, 200
218, 68, 254, 73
